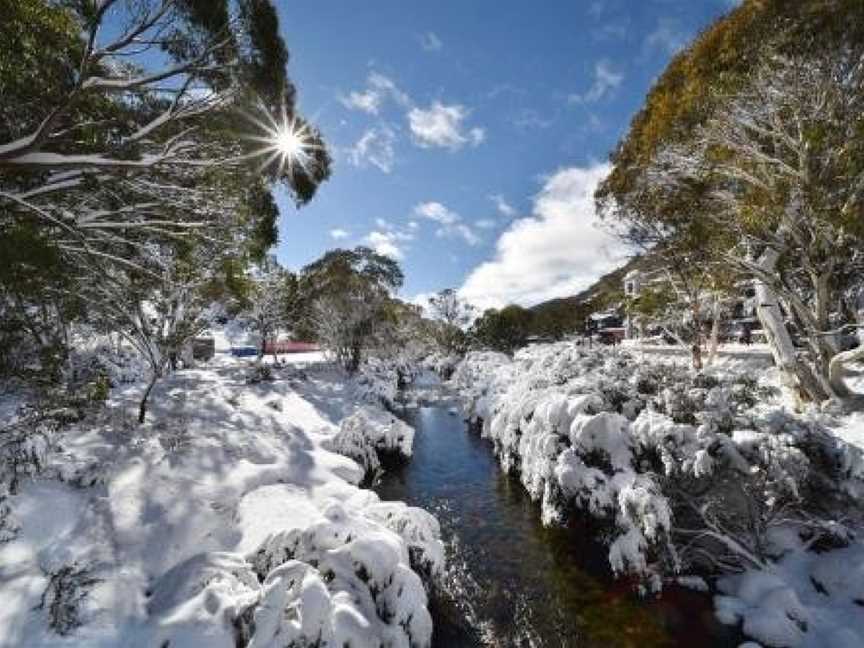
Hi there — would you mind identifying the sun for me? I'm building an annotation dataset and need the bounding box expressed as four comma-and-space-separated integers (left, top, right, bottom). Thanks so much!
242, 101, 321, 177
274, 125, 304, 158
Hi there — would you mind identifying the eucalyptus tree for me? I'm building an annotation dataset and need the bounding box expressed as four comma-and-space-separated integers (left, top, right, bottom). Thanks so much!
598, 155, 730, 370
596, 0, 864, 403
469, 305, 533, 354
1, 0, 329, 249
300, 247, 404, 371
656, 50, 864, 399
0, 1, 333, 408
427, 288, 475, 356
241, 260, 300, 361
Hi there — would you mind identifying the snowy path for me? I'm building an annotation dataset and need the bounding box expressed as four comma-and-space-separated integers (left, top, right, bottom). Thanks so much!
0, 355, 442, 647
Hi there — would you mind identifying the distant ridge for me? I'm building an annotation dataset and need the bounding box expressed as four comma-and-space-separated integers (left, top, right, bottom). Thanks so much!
530, 255, 646, 314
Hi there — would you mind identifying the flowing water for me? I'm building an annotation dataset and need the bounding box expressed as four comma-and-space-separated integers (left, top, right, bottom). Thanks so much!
375, 395, 739, 648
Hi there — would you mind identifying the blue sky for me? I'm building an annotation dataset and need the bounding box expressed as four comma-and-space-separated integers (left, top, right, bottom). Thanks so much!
273, 0, 737, 308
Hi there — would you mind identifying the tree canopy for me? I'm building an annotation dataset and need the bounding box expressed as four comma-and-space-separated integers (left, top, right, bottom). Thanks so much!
597, 0, 864, 403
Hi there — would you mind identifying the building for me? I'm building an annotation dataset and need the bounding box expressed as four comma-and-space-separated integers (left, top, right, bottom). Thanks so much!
622, 268, 762, 343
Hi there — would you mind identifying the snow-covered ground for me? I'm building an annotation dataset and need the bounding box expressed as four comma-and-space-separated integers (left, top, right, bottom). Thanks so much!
451, 341, 864, 648
0, 352, 443, 647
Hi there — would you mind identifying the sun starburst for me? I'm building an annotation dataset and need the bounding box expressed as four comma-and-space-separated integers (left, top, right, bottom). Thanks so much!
242, 100, 321, 178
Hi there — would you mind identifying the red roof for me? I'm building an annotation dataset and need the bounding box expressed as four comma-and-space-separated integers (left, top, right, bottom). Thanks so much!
263, 340, 320, 353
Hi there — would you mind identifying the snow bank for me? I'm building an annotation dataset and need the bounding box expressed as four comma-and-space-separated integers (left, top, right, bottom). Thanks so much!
452, 342, 864, 615
324, 405, 415, 480
348, 357, 419, 409
0, 355, 443, 647
715, 542, 864, 647
141, 495, 442, 648
421, 352, 462, 380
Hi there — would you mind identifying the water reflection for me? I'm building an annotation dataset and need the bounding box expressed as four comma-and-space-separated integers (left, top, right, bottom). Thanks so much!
375, 402, 736, 648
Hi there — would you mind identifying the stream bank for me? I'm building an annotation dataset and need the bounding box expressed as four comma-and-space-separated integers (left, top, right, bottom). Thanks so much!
375, 399, 737, 647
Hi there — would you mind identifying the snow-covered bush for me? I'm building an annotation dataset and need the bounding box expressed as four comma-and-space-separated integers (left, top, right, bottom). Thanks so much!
245, 363, 274, 384
67, 336, 148, 389
452, 343, 864, 592
39, 563, 100, 635
0, 416, 54, 499
325, 406, 414, 481
245, 501, 437, 648
143, 500, 443, 648
422, 352, 461, 380
348, 357, 423, 409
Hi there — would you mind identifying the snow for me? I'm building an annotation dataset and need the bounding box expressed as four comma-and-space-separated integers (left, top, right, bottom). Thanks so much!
0, 353, 443, 647
324, 405, 415, 479
451, 341, 864, 644
716, 543, 864, 648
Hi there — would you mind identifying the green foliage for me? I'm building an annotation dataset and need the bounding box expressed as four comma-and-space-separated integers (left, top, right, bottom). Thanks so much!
530, 299, 586, 340
0, 0, 331, 394
626, 284, 675, 321
470, 305, 533, 354
427, 288, 475, 355
598, 0, 864, 208
0, 0, 80, 141
87, 373, 110, 403
299, 247, 405, 371
301, 247, 404, 299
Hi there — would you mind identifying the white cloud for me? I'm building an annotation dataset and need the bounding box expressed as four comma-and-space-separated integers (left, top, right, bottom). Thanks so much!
414, 201, 459, 225
490, 194, 517, 218
340, 72, 410, 114
340, 89, 382, 114
413, 201, 480, 246
475, 218, 497, 229
347, 125, 397, 173
408, 102, 485, 150
419, 31, 443, 52
329, 228, 350, 240
363, 219, 415, 261
365, 230, 404, 260
459, 163, 628, 310
644, 18, 688, 56
368, 72, 411, 107
592, 22, 628, 41
443, 223, 480, 246
568, 60, 624, 104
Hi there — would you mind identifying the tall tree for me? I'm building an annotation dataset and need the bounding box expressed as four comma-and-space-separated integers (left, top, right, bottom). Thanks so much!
427, 288, 475, 356
596, 0, 864, 403
241, 260, 300, 361
300, 247, 404, 371
660, 50, 864, 398
0, 0, 330, 274
470, 305, 533, 354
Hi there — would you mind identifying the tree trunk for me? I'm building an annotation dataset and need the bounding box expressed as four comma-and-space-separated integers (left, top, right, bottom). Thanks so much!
828, 345, 861, 399
348, 344, 362, 373
138, 370, 160, 424
754, 249, 829, 405
690, 299, 703, 371
827, 302, 864, 399
706, 294, 721, 367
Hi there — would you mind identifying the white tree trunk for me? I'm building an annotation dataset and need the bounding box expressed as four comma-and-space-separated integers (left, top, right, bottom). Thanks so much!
828, 345, 863, 399
827, 301, 864, 399
754, 248, 828, 405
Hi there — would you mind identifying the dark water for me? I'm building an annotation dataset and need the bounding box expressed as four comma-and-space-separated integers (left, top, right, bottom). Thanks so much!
375, 400, 737, 648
